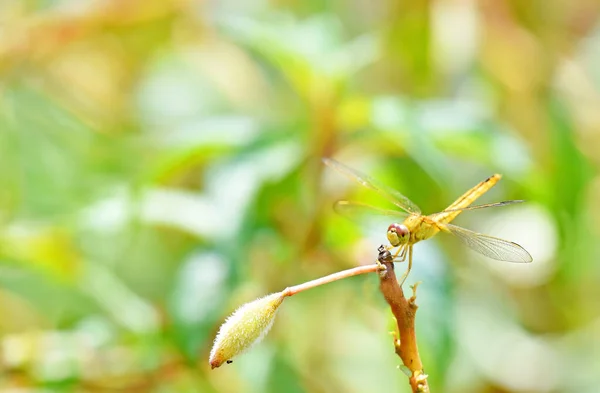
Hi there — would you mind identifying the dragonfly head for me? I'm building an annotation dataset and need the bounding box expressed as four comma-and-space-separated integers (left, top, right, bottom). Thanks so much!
387, 223, 409, 247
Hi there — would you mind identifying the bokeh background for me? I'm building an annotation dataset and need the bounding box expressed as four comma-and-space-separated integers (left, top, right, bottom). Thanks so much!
1, 0, 600, 392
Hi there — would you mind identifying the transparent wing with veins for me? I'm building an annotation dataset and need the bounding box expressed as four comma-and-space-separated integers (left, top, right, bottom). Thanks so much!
333, 200, 410, 224
333, 201, 409, 262
323, 158, 422, 215
333, 201, 410, 239
440, 223, 533, 263
428, 200, 525, 217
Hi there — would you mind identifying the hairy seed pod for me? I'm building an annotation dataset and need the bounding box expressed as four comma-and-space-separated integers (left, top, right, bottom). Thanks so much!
209, 292, 286, 369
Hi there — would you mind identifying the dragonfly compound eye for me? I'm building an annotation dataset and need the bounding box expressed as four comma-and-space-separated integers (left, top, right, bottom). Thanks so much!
387, 223, 409, 247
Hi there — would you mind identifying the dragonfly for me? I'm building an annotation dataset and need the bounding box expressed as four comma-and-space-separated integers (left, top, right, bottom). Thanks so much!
323, 158, 532, 284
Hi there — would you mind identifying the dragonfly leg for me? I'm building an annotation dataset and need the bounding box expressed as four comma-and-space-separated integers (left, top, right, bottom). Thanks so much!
399, 246, 407, 262
391, 245, 402, 259
391, 245, 407, 263
398, 246, 413, 287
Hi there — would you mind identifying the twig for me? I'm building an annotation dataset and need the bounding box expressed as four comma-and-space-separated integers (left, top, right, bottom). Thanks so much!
282, 263, 383, 297
376, 245, 429, 392
209, 262, 385, 368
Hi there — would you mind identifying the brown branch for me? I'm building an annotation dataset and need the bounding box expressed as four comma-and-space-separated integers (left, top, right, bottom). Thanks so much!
376, 245, 429, 393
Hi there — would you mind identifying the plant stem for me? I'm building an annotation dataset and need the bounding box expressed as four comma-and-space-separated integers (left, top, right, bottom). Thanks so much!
282, 263, 383, 297
376, 245, 429, 392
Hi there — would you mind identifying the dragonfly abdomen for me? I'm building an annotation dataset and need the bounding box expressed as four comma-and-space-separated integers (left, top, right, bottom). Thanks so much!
435, 174, 502, 224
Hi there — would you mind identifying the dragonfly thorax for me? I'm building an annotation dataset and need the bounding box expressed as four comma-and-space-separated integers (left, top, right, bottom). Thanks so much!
387, 223, 409, 247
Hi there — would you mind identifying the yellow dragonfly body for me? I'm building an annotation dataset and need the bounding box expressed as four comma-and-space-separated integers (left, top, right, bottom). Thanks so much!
323, 158, 532, 283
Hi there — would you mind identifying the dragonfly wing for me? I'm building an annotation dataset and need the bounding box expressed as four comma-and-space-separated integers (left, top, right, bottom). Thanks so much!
333, 200, 409, 230
441, 223, 532, 263
428, 200, 525, 216
323, 158, 421, 215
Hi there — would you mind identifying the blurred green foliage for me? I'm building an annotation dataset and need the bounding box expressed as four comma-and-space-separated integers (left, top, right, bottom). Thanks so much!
1, 1, 600, 392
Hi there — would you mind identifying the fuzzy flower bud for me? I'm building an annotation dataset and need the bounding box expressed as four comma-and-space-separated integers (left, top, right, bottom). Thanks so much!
209, 291, 286, 369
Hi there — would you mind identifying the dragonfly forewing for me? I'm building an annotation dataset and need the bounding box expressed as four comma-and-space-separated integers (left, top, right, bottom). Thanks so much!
427, 200, 525, 217
333, 200, 409, 228
441, 223, 532, 263
323, 158, 422, 215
